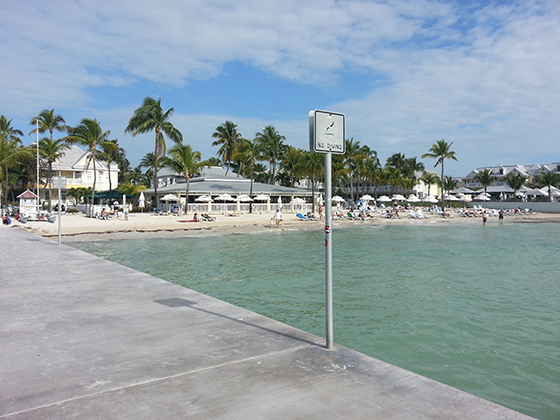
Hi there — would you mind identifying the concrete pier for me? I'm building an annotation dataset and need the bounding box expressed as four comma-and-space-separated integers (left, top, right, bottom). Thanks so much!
0, 226, 535, 419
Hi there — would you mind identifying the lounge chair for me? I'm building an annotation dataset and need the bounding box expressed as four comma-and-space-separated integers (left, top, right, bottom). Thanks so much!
296, 213, 308, 221
416, 209, 429, 219
408, 210, 419, 219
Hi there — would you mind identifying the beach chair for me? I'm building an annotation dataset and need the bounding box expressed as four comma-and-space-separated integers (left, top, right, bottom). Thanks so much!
296, 213, 309, 221
416, 209, 428, 219
408, 210, 419, 219
347, 212, 358, 220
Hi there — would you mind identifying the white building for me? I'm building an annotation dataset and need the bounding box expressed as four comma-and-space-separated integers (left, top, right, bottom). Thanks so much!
41, 145, 119, 205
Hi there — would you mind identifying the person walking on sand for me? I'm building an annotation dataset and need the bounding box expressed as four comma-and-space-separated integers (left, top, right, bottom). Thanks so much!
274, 209, 283, 228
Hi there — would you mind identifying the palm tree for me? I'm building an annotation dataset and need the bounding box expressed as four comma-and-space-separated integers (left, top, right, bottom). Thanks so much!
473, 169, 494, 196
0, 116, 24, 143
404, 157, 425, 180
420, 172, 440, 197
203, 157, 223, 167
422, 139, 458, 208
254, 126, 287, 184
0, 133, 33, 204
212, 121, 243, 175
280, 146, 306, 188
29, 109, 68, 139
383, 166, 403, 195
161, 143, 202, 214
442, 175, 458, 196
301, 152, 324, 213
537, 171, 560, 202
125, 97, 183, 208
97, 139, 121, 191
386, 153, 407, 173
505, 173, 526, 200
38, 137, 70, 211
64, 118, 110, 216
343, 138, 368, 201
233, 139, 264, 213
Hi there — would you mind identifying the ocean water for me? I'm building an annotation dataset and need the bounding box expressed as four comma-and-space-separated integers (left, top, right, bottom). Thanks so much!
72, 222, 560, 420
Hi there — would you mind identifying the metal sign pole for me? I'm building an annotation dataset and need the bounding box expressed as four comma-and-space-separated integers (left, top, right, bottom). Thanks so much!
57, 184, 62, 245
324, 151, 333, 350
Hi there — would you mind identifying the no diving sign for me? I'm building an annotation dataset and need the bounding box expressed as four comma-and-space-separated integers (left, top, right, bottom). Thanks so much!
309, 110, 345, 154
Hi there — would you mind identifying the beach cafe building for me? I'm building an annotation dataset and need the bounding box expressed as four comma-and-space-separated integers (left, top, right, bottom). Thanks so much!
145, 167, 318, 214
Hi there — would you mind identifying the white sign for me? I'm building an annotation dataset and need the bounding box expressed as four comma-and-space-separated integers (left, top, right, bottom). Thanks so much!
309, 110, 345, 154
52, 176, 67, 189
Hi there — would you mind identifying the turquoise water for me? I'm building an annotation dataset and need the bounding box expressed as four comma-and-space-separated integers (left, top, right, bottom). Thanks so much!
72, 222, 560, 419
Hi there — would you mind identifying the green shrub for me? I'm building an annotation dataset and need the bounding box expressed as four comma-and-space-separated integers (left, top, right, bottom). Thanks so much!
66, 208, 80, 214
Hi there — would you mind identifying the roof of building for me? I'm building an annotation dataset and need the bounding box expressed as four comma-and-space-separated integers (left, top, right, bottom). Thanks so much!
17, 189, 39, 199
464, 163, 560, 179
147, 167, 314, 197
51, 145, 111, 172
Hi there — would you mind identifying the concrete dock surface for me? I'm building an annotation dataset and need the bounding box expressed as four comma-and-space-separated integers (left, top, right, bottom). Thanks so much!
0, 226, 535, 419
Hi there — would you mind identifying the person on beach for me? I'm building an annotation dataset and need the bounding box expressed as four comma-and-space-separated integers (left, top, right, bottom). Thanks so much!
193, 213, 200, 222
124, 205, 129, 221
274, 209, 283, 228
482, 210, 487, 225
498, 209, 504, 222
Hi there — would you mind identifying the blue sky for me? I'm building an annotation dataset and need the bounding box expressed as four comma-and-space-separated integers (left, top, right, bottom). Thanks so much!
1, 0, 559, 176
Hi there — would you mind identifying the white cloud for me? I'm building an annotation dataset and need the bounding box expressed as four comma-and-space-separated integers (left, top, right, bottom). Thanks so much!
1, 0, 559, 175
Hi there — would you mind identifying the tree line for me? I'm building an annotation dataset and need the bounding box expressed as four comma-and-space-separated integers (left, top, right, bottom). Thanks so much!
2, 96, 559, 211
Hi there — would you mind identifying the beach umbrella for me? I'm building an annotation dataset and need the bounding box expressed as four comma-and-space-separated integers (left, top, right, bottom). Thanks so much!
215, 193, 234, 201
235, 194, 253, 202
360, 194, 374, 201
291, 197, 306, 204
443, 194, 459, 201
161, 194, 179, 201
406, 194, 420, 203
195, 195, 213, 202
138, 191, 145, 209
391, 194, 406, 201
331, 196, 345, 202
377, 195, 391, 202
253, 193, 270, 201
424, 196, 438, 203
474, 193, 490, 201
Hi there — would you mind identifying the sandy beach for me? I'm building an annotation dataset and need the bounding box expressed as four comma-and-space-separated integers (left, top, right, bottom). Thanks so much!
8, 208, 560, 242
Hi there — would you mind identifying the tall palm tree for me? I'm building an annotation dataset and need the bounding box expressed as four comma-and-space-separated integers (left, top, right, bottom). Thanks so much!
505, 173, 526, 200
38, 137, 70, 211
537, 171, 560, 202
422, 139, 458, 208
254, 126, 287, 184
212, 121, 243, 175
162, 143, 202, 214
233, 139, 264, 213
64, 118, 110, 216
473, 169, 494, 196
125, 97, 183, 208
0, 116, 24, 143
0, 133, 33, 204
29, 109, 68, 140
